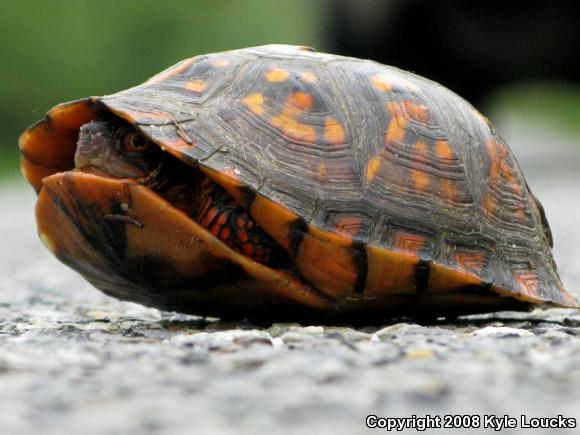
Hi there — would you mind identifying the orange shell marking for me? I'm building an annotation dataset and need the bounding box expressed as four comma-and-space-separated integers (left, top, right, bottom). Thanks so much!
515, 271, 540, 298
288, 92, 314, 111
324, 117, 346, 144
393, 233, 426, 256
265, 67, 290, 82
242, 89, 316, 143
316, 162, 327, 183
483, 139, 526, 223
185, 79, 208, 93
209, 59, 231, 67
364, 155, 382, 184
300, 71, 317, 83
242, 93, 266, 115
371, 72, 417, 93
454, 252, 486, 273
332, 216, 362, 238
440, 179, 456, 201
269, 92, 316, 143
401, 100, 432, 125
435, 140, 454, 160
147, 58, 195, 84
385, 104, 407, 143
371, 74, 393, 92
436, 141, 457, 200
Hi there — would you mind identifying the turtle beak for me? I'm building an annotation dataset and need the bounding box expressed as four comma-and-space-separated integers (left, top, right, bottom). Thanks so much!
74, 122, 114, 171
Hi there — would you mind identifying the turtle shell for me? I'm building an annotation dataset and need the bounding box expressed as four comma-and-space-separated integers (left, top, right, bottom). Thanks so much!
19, 44, 578, 321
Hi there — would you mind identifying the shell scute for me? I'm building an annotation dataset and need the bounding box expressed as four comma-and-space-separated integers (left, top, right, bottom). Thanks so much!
99, 47, 576, 311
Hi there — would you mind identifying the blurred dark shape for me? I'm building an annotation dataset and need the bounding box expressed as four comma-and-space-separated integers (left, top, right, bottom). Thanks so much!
327, 0, 580, 105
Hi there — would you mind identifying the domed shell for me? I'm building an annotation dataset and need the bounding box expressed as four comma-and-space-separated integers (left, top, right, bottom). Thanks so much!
20, 45, 578, 320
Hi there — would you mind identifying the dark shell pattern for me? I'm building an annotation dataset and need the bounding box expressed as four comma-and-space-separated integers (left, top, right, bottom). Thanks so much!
20, 45, 579, 319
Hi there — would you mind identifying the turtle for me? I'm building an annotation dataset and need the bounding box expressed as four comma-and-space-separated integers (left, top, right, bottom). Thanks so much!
19, 44, 579, 322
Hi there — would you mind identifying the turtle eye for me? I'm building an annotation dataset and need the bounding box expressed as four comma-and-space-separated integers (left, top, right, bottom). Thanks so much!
122, 132, 150, 153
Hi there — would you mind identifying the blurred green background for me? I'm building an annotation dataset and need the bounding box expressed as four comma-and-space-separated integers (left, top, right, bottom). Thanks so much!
2, 0, 579, 181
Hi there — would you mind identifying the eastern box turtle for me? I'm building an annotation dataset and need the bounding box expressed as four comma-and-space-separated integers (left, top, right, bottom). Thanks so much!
19, 45, 579, 321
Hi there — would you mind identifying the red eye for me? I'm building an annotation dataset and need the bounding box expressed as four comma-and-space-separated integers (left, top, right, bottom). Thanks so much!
123, 132, 150, 152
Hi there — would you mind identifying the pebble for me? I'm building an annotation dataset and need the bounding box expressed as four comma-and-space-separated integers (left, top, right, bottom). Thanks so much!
471, 326, 535, 338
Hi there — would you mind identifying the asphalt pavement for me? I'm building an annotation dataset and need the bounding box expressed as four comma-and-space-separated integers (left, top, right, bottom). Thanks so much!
1, 112, 579, 435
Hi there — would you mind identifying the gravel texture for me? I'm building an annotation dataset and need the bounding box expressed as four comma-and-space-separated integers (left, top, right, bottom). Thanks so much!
2, 114, 580, 434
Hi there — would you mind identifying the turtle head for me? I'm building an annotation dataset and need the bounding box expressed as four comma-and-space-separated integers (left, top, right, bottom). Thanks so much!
75, 120, 162, 179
